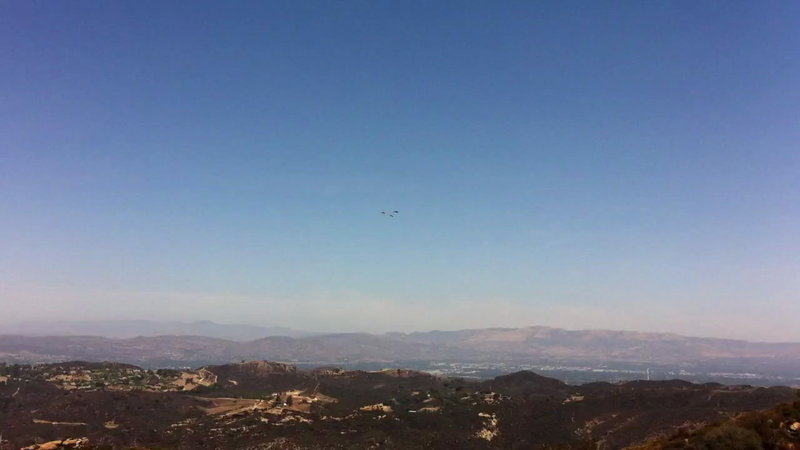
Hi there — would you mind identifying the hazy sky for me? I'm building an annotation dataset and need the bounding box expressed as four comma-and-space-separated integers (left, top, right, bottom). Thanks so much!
2, 1, 799, 341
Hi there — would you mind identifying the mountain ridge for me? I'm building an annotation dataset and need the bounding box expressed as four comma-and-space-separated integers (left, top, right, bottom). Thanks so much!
2, 325, 800, 381
0, 319, 314, 341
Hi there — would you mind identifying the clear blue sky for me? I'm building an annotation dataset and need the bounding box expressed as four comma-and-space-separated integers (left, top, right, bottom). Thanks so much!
1, 1, 798, 340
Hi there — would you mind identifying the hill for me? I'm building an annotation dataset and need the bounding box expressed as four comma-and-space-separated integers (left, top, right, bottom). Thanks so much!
0, 360, 797, 449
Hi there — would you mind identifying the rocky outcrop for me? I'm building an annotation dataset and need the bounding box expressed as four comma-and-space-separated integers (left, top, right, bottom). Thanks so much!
226, 360, 298, 376
21, 437, 90, 449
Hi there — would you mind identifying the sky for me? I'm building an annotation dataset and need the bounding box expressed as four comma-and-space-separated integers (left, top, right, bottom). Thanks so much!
1, 1, 799, 341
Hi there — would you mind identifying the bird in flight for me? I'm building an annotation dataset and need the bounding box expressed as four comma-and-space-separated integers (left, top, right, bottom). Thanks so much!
381, 210, 400, 218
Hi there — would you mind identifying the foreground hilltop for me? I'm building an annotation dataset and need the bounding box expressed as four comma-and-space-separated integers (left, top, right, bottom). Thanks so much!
1, 361, 798, 449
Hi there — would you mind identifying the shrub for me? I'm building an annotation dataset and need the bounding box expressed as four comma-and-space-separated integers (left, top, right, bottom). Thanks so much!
701, 424, 763, 450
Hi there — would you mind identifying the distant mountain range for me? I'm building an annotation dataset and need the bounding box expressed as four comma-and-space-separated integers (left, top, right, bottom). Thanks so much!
0, 319, 314, 340
1, 324, 799, 378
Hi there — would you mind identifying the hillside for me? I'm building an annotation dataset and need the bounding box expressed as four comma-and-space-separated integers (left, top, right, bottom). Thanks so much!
0, 361, 797, 449
639, 397, 800, 449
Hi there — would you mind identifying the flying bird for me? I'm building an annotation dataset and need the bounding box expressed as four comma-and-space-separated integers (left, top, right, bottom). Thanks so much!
381, 210, 400, 218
